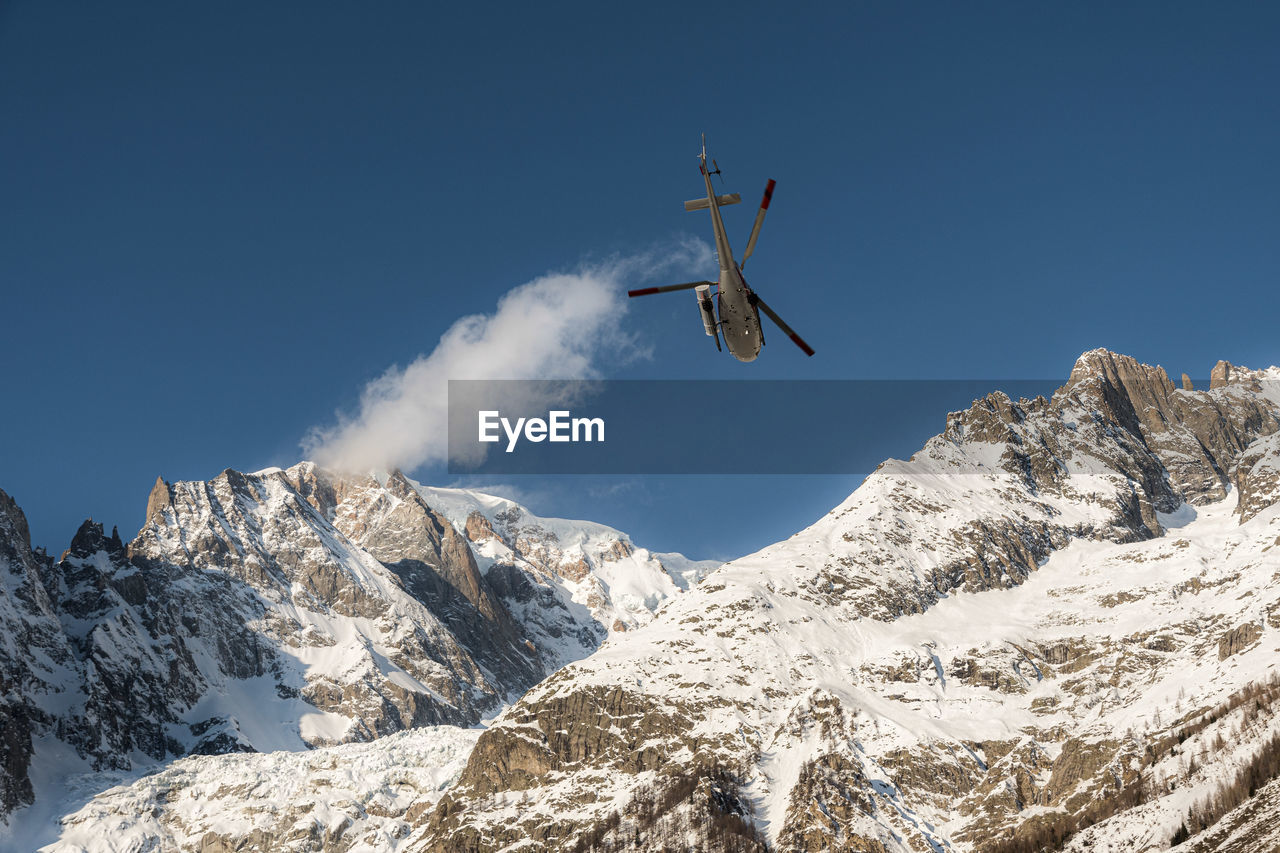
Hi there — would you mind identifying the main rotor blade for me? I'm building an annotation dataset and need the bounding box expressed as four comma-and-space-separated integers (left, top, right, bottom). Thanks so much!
754, 294, 815, 356
740, 179, 776, 268
627, 280, 715, 298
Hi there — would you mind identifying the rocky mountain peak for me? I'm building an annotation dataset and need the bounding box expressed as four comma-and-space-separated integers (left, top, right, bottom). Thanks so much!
0, 460, 718, 839
0, 487, 32, 557
0, 490, 72, 821
143, 475, 171, 522
1058, 349, 1279, 505
61, 519, 125, 562
1210, 358, 1277, 394
1211, 358, 1233, 388
464, 510, 499, 543
944, 389, 1046, 446
1067, 346, 1174, 388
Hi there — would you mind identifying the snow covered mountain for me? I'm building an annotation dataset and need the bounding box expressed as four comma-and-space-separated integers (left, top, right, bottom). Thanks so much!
0, 490, 76, 820
0, 465, 714, 849
48, 725, 482, 853
407, 480, 715, 670
10, 349, 1280, 853
399, 350, 1280, 852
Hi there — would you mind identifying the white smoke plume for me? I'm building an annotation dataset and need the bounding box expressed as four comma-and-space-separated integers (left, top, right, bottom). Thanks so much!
303, 240, 711, 474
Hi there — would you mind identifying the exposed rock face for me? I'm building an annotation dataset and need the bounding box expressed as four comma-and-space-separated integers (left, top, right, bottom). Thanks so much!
778, 754, 883, 853
56, 519, 214, 765
1058, 350, 1278, 506
144, 475, 171, 520
126, 465, 507, 738
1233, 432, 1280, 522
1211, 360, 1233, 389
0, 488, 70, 818
464, 510, 498, 544
0, 465, 714, 836
404, 351, 1280, 853
0, 470, 513, 829
1217, 623, 1263, 660
282, 465, 542, 698
407, 481, 718, 671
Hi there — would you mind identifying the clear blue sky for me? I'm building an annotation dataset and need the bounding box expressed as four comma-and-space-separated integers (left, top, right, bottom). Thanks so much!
2, 2, 1278, 559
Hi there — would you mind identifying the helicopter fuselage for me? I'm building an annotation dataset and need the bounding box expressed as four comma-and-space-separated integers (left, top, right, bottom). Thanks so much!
701, 161, 763, 363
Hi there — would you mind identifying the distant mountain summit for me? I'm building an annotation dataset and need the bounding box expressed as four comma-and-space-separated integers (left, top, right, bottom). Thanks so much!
0, 464, 715, 847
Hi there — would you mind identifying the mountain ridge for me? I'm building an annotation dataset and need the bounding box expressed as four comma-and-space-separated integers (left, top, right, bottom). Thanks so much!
408, 350, 1280, 852
4, 348, 1280, 853
0, 465, 716, 849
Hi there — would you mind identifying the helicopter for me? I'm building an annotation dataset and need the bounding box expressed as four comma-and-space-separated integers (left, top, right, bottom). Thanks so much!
627, 136, 814, 361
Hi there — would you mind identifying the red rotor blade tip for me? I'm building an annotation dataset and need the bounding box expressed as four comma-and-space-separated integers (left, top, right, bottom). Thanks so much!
761, 179, 776, 210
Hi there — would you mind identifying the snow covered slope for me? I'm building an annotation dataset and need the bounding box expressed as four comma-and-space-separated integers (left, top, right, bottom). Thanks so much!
0, 489, 76, 820
405, 351, 1280, 852
411, 479, 717, 668
0, 465, 715, 846
43, 725, 479, 853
